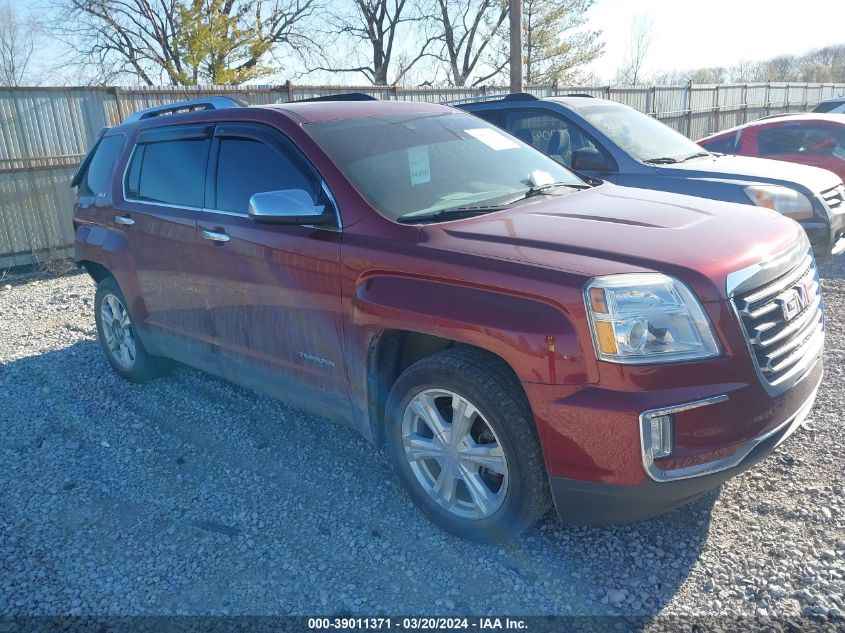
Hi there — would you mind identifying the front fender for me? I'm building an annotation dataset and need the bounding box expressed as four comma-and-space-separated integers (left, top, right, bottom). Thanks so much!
352, 273, 587, 386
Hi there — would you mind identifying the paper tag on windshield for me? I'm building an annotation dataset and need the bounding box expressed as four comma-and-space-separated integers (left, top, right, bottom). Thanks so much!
465, 128, 520, 151
408, 146, 431, 185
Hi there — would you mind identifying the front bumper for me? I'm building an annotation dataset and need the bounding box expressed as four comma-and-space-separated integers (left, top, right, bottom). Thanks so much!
805, 193, 845, 263
546, 370, 820, 526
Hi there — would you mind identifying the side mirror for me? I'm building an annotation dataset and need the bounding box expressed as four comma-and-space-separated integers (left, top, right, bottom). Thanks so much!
248, 189, 334, 225
571, 147, 610, 172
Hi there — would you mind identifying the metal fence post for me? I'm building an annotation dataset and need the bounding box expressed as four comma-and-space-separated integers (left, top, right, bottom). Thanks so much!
741, 84, 748, 124
285, 80, 293, 102
111, 86, 125, 124
765, 81, 771, 116
713, 84, 720, 136
685, 82, 693, 138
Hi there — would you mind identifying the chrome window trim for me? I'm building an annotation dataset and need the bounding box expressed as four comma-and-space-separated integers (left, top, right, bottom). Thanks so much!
121, 143, 205, 212
121, 140, 343, 231
640, 376, 820, 482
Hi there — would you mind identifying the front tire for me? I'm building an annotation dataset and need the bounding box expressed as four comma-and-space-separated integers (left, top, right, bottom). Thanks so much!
94, 277, 161, 383
385, 348, 550, 542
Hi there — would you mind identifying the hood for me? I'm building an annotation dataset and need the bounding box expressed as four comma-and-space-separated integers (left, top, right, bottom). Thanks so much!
660, 154, 841, 193
422, 183, 804, 302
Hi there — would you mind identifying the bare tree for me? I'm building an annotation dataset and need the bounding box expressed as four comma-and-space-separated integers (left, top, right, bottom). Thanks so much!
614, 13, 653, 86
311, 0, 438, 85
520, 0, 603, 86
52, 0, 321, 85
0, 0, 40, 86
431, 0, 508, 86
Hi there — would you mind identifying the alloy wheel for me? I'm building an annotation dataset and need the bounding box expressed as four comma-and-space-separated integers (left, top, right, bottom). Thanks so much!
401, 389, 508, 520
100, 293, 136, 370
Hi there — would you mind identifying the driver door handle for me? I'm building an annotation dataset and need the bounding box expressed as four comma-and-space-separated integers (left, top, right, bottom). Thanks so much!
114, 214, 134, 226
201, 229, 230, 243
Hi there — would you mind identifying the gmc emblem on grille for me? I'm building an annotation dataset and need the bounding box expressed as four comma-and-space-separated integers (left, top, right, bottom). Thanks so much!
777, 280, 813, 321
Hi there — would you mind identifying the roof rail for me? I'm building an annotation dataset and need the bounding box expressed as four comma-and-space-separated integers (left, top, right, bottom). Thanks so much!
123, 96, 246, 123
296, 92, 378, 102
757, 113, 795, 121
441, 92, 543, 106
565, 93, 596, 98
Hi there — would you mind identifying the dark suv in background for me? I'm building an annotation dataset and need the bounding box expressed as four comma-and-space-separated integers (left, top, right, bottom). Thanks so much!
459, 94, 845, 262
73, 96, 822, 541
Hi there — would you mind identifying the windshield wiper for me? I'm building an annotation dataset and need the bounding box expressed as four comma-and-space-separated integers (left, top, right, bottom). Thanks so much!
396, 205, 506, 224
526, 181, 592, 197
642, 157, 680, 164
680, 151, 711, 162
396, 182, 591, 224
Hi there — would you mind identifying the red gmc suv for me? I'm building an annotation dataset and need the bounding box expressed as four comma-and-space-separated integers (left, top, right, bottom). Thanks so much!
73, 95, 824, 542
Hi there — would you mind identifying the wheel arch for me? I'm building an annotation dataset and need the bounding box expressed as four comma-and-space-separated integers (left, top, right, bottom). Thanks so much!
366, 330, 526, 446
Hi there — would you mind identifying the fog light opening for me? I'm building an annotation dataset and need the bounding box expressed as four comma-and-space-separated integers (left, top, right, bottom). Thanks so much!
647, 413, 674, 459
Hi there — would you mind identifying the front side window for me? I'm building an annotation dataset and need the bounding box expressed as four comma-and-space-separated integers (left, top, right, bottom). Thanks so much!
125, 138, 210, 207
503, 111, 599, 167
213, 138, 315, 214
579, 104, 704, 163
756, 126, 805, 155
305, 112, 584, 221
757, 125, 845, 159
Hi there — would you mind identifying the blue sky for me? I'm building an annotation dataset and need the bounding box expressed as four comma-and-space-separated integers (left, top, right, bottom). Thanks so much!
588, 0, 845, 80
19, 0, 845, 85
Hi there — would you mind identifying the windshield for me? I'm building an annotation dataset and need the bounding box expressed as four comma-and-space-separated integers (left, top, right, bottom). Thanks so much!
305, 112, 584, 221
580, 104, 705, 163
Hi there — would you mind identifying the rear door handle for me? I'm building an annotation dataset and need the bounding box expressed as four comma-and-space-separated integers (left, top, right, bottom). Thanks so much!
201, 229, 230, 243
114, 214, 134, 226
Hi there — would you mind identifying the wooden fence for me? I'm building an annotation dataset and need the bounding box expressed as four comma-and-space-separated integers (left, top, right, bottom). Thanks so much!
2, 81, 844, 268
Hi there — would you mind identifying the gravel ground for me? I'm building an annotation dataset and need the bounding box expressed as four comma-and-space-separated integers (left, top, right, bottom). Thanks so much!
0, 265, 843, 624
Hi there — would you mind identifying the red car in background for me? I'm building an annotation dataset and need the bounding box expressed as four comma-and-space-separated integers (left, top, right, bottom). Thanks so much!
699, 113, 845, 183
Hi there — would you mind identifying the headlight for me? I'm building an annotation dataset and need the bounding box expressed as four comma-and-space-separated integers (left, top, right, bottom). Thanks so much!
584, 274, 721, 364
743, 185, 813, 220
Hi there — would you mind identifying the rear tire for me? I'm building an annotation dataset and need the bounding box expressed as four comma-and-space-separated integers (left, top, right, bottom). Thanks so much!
384, 348, 550, 542
94, 277, 162, 383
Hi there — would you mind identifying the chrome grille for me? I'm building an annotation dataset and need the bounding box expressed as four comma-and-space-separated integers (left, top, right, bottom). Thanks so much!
821, 184, 845, 211
732, 252, 824, 388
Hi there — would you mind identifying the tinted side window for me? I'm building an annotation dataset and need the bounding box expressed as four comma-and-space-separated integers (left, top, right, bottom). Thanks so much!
126, 138, 210, 207
799, 126, 845, 157
214, 138, 313, 214
78, 135, 124, 197
813, 101, 843, 113
757, 126, 804, 155
700, 134, 737, 153
504, 111, 598, 167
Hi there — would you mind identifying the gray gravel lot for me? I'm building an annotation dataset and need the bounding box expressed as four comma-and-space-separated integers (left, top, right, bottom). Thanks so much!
0, 265, 843, 621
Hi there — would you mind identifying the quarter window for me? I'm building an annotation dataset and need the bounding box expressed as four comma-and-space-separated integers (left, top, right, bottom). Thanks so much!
213, 138, 314, 214
125, 138, 210, 207
78, 135, 124, 197
700, 134, 737, 154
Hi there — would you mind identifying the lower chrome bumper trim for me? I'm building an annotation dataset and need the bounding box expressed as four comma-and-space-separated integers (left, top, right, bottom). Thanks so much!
640, 370, 821, 482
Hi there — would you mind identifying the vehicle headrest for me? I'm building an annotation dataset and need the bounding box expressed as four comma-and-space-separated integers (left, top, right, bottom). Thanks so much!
549, 129, 571, 154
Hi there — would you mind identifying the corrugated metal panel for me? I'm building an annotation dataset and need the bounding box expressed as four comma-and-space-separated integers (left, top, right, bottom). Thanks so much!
2, 81, 844, 267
